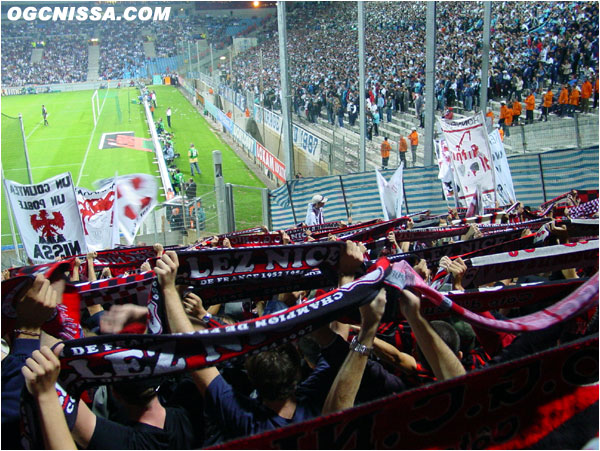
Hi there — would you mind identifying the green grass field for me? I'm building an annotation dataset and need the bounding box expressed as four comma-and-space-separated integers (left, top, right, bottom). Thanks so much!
1, 85, 264, 246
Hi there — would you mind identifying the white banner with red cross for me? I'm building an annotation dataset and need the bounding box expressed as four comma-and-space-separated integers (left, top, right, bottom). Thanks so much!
439, 112, 495, 209
4, 172, 87, 263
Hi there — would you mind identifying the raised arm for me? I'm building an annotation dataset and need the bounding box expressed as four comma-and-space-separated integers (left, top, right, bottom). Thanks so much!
21, 344, 77, 450
85, 251, 104, 316
154, 251, 219, 395
322, 288, 387, 414
399, 289, 466, 381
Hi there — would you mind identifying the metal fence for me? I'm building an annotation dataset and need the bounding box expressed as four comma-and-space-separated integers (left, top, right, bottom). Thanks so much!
134, 190, 219, 247
269, 146, 600, 230
503, 113, 599, 154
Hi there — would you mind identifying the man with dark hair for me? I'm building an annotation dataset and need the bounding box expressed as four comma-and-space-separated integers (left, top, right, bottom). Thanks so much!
42, 105, 49, 125
159, 244, 405, 441
185, 178, 196, 200
244, 343, 301, 407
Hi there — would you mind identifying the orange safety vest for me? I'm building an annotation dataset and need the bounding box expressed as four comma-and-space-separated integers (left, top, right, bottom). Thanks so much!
558, 88, 569, 105
409, 131, 419, 146
569, 88, 580, 106
504, 108, 513, 125
399, 137, 408, 153
512, 101, 522, 116
499, 127, 504, 141
581, 81, 593, 99
485, 110, 495, 124
499, 105, 508, 120
381, 140, 392, 158
525, 94, 536, 110
543, 91, 553, 108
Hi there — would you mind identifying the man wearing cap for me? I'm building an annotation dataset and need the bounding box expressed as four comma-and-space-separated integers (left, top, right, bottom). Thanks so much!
305, 194, 327, 226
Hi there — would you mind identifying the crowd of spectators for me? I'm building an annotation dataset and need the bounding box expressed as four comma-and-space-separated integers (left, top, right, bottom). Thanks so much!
1, 9, 265, 86
1, 36, 87, 86
1, 189, 597, 449
229, 1, 598, 121
98, 22, 147, 80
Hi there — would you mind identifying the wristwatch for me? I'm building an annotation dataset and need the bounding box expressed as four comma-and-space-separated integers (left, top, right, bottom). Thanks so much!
349, 336, 372, 357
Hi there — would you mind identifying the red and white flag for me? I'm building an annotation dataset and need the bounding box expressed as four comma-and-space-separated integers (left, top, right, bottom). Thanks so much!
4, 172, 87, 263
111, 174, 158, 244
439, 112, 495, 209
76, 181, 118, 251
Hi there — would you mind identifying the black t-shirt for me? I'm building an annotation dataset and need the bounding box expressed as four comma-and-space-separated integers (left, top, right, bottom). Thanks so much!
87, 406, 202, 450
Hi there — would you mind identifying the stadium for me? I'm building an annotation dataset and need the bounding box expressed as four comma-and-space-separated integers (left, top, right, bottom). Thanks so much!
1, 1, 598, 449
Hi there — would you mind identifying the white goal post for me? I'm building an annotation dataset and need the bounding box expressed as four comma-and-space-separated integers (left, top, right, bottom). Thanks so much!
91, 90, 100, 126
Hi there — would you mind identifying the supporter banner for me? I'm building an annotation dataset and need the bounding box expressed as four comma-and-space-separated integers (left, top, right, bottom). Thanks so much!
254, 105, 322, 162
478, 217, 549, 231
569, 198, 599, 219
292, 123, 322, 163
461, 240, 599, 288
81, 246, 157, 277
110, 174, 158, 244
224, 226, 266, 237
385, 229, 527, 265
206, 101, 233, 133
392, 225, 470, 242
220, 233, 283, 247
2, 261, 71, 337
375, 166, 404, 221
233, 124, 256, 156
174, 241, 346, 304
76, 271, 155, 308
337, 217, 409, 243
218, 84, 247, 112
256, 142, 286, 182
439, 112, 495, 208
57, 261, 389, 394
218, 335, 598, 449
284, 221, 344, 242
451, 212, 503, 225
488, 129, 516, 205
76, 182, 117, 252
4, 172, 87, 263
386, 260, 598, 333
424, 278, 586, 318
308, 220, 380, 241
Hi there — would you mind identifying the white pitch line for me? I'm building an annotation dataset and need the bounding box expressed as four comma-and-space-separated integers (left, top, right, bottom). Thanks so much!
76, 89, 109, 185
2, 163, 82, 171
25, 121, 43, 140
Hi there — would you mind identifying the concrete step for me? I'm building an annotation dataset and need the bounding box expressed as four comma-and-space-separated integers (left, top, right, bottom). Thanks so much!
143, 41, 156, 59
87, 45, 100, 81
30, 48, 43, 64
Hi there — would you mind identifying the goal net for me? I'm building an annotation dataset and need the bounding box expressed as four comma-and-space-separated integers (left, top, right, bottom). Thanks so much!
91, 89, 100, 126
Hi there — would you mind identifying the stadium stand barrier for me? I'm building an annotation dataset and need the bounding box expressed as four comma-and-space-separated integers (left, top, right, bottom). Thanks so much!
140, 89, 173, 197
190, 69, 599, 178
134, 191, 217, 248
269, 147, 599, 230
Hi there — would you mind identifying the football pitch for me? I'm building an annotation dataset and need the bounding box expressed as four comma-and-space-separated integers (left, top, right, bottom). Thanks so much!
1, 85, 265, 246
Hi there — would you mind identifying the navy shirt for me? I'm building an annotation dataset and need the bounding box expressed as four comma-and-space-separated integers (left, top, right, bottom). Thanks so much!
204, 335, 406, 441
1, 339, 40, 449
